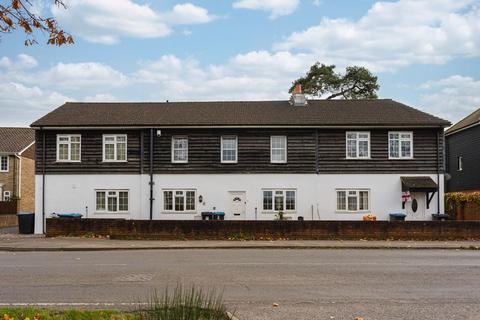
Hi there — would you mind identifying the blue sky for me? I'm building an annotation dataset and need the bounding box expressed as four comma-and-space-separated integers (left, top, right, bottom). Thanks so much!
1, 0, 479, 126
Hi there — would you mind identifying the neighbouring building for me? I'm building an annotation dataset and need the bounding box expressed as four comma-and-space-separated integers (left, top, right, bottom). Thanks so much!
445, 107, 480, 192
31, 89, 450, 233
0, 127, 36, 213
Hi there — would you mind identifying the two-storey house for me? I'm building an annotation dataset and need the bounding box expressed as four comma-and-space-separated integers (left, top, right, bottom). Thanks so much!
31, 91, 450, 233
445, 107, 480, 192
0, 127, 35, 213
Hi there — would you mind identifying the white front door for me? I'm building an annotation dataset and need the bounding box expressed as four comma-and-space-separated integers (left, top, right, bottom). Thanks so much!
229, 191, 246, 220
406, 192, 427, 220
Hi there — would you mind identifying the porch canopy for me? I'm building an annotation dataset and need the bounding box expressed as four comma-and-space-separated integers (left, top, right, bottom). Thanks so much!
401, 176, 438, 192
400, 176, 438, 209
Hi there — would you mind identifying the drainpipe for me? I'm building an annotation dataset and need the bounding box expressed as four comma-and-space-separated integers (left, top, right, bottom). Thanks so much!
42, 128, 46, 233
149, 129, 154, 220
436, 129, 440, 214
14, 153, 22, 199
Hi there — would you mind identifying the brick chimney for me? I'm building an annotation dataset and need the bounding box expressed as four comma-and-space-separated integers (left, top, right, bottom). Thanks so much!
290, 84, 307, 107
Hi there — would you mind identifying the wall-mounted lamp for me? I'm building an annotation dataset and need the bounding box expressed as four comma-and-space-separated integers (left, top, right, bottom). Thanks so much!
198, 195, 203, 203
156, 130, 162, 137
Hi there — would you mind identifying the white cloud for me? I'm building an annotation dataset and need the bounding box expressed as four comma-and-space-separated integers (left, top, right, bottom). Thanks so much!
233, 0, 300, 19
52, 0, 215, 44
0, 54, 37, 70
420, 75, 480, 123
17, 54, 38, 69
275, 0, 480, 71
0, 82, 72, 126
37, 62, 129, 89
162, 3, 216, 25
84, 93, 117, 102
133, 51, 312, 100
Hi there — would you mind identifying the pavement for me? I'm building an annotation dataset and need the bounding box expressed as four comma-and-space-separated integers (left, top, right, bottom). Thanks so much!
1, 248, 479, 320
0, 233, 480, 251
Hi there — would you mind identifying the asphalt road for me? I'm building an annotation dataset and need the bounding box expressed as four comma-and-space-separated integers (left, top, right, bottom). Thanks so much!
1, 249, 479, 320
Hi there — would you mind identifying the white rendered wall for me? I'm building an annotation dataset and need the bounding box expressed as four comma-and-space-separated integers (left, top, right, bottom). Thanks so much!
35, 173, 444, 234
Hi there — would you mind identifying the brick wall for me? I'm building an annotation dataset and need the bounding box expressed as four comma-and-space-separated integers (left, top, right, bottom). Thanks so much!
46, 219, 480, 240
18, 156, 35, 212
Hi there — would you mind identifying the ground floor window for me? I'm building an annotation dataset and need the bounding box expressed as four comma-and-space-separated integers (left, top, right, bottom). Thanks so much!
163, 189, 196, 212
3, 191, 11, 202
95, 190, 129, 213
262, 189, 296, 212
336, 189, 369, 212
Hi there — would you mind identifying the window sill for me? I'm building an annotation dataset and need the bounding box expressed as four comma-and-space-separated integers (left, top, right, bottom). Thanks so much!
162, 211, 197, 214
345, 157, 371, 160
388, 157, 414, 160
56, 160, 81, 163
221, 161, 238, 164
335, 211, 370, 214
94, 212, 130, 215
262, 211, 296, 214
102, 160, 128, 163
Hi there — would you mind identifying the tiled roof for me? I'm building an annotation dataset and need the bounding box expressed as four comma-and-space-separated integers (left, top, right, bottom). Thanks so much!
445, 107, 480, 135
31, 99, 450, 128
0, 128, 35, 153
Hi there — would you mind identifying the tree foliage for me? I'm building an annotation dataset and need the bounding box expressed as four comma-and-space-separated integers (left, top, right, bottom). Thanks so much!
0, 0, 73, 46
290, 63, 379, 99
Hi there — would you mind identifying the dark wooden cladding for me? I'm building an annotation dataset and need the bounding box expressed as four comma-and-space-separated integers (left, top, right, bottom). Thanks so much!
318, 128, 444, 173
146, 129, 317, 174
446, 125, 480, 192
36, 128, 445, 174
35, 130, 142, 174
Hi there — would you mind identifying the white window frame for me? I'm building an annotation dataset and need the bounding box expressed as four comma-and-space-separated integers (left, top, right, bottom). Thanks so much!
336, 189, 370, 213
457, 156, 463, 171
270, 136, 287, 163
171, 136, 188, 163
56, 134, 81, 162
3, 191, 11, 201
262, 189, 296, 213
388, 131, 413, 159
95, 189, 129, 214
102, 134, 127, 162
0, 155, 8, 172
346, 132, 370, 159
162, 189, 197, 213
221, 136, 238, 163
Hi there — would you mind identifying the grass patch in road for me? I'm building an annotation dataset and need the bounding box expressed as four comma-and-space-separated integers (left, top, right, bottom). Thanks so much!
1, 308, 134, 320
2, 285, 233, 320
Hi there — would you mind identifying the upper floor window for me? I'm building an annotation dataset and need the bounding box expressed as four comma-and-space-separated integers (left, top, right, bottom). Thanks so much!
458, 156, 463, 171
163, 189, 196, 212
103, 134, 127, 162
0, 155, 8, 172
346, 132, 370, 159
337, 189, 370, 212
57, 134, 81, 162
221, 136, 237, 163
389, 132, 413, 159
263, 189, 296, 212
172, 136, 188, 163
271, 136, 287, 163
95, 190, 129, 213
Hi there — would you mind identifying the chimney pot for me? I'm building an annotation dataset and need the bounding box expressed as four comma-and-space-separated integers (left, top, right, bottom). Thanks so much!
294, 84, 302, 94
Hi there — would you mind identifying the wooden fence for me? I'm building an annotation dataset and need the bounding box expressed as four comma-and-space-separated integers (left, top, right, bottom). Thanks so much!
0, 200, 17, 215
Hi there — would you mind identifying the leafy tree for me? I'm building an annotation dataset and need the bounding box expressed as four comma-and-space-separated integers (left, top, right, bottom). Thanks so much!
290, 63, 379, 99
0, 0, 73, 46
